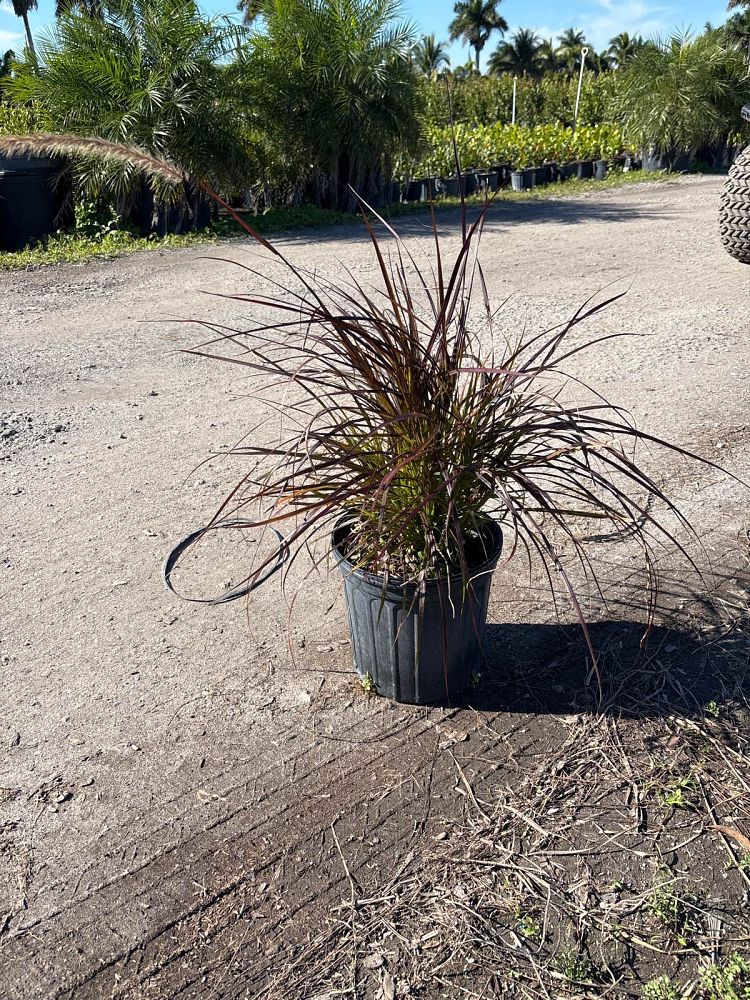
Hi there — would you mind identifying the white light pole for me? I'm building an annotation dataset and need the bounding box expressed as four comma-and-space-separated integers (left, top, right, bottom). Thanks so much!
512, 76, 517, 125
573, 47, 589, 132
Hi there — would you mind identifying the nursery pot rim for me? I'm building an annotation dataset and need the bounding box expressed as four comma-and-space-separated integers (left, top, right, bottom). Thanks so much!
331, 517, 503, 595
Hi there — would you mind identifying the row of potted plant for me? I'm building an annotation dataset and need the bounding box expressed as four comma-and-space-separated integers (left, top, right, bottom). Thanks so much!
395, 122, 627, 181
395, 157, 613, 204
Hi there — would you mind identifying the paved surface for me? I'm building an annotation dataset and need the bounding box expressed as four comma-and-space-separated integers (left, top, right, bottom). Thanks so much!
1, 176, 750, 998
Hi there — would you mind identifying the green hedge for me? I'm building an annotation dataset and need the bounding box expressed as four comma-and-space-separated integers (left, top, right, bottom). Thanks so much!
421, 75, 621, 129
396, 122, 627, 178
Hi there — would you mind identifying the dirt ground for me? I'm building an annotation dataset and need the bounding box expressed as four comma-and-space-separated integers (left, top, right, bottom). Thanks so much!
2, 175, 750, 999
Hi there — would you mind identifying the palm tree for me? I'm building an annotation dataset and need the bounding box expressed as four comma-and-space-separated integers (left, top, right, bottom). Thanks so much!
451, 57, 480, 79
244, 0, 420, 211
5, 0, 249, 211
616, 31, 747, 161
237, 0, 262, 25
55, 0, 105, 16
538, 37, 561, 73
413, 33, 450, 79
590, 48, 614, 74
0, 49, 14, 81
556, 27, 586, 72
488, 28, 541, 76
607, 31, 645, 68
449, 0, 508, 72
10, 0, 37, 61
725, 7, 750, 68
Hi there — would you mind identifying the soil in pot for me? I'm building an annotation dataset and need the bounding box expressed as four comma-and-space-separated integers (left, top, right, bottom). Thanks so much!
594, 159, 608, 180
332, 519, 503, 705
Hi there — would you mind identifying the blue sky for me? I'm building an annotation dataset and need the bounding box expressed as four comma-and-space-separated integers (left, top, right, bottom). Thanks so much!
0, 0, 733, 67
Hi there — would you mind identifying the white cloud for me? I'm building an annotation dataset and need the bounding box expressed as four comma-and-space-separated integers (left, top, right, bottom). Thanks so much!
0, 28, 21, 49
584, 0, 671, 49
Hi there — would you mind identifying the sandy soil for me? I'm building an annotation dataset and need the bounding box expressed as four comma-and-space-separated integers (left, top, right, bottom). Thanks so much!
1, 175, 750, 999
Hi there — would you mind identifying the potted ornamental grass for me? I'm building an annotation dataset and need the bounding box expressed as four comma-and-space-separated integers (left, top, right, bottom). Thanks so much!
0, 134, 728, 705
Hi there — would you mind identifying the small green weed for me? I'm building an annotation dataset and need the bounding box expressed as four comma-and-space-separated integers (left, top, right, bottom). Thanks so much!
359, 673, 375, 695
658, 775, 697, 809
700, 952, 750, 1000
517, 912, 541, 940
554, 948, 593, 983
643, 976, 682, 1000
647, 869, 692, 946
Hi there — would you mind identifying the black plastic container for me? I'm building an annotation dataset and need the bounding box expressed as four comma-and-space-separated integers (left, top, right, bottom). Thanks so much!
642, 150, 668, 173
442, 175, 471, 198
476, 170, 499, 193
404, 179, 425, 202
0, 156, 69, 252
495, 164, 512, 188
130, 182, 211, 236
511, 168, 534, 192
558, 162, 577, 181
387, 180, 403, 204
332, 520, 503, 704
577, 160, 594, 180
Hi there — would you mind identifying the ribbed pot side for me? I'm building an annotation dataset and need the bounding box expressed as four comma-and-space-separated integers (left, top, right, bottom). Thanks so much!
332, 520, 503, 705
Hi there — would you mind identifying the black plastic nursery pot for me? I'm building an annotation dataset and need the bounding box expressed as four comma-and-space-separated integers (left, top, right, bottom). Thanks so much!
404, 178, 442, 202
594, 159, 608, 180
576, 160, 594, 180
477, 170, 499, 193
558, 162, 577, 182
404, 179, 425, 202
510, 168, 534, 192
495, 164, 512, 188
130, 181, 211, 236
0, 156, 69, 252
642, 150, 668, 173
533, 165, 550, 187
442, 175, 467, 198
388, 181, 403, 204
332, 520, 503, 705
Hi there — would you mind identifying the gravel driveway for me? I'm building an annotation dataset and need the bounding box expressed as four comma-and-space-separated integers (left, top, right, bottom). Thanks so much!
1, 175, 750, 999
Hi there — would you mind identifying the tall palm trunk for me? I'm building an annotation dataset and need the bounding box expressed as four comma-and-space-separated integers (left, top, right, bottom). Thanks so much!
474, 44, 480, 71
21, 11, 36, 61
